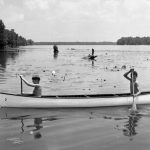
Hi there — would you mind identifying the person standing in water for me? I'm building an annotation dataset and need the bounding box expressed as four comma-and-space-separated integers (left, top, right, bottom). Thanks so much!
88, 48, 95, 59
19, 74, 42, 97
92, 48, 94, 56
123, 69, 141, 111
53, 45, 59, 53
124, 69, 140, 96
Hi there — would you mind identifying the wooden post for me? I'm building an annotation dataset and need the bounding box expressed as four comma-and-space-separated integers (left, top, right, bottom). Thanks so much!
131, 69, 137, 111
21, 77, 23, 94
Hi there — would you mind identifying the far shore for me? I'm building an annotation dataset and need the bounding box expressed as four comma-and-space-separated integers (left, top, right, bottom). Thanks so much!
34, 42, 116, 45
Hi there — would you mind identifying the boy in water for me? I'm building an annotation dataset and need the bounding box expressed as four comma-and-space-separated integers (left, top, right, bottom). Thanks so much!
19, 74, 42, 97
124, 69, 141, 110
124, 69, 140, 96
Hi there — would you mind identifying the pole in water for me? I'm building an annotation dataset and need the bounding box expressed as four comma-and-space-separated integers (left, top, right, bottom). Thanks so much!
132, 96, 137, 111
21, 78, 23, 94
131, 69, 137, 112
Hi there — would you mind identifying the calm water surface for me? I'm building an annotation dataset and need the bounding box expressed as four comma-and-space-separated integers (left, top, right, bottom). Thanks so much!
1, 45, 150, 150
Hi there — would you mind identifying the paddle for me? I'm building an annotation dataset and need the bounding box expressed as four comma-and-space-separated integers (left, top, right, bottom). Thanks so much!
131, 69, 137, 112
19, 75, 23, 94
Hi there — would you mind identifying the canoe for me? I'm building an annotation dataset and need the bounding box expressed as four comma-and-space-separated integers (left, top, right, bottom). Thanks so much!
1, 91, 150, 108
88, 55, 97, 60
82, 55, 97, 60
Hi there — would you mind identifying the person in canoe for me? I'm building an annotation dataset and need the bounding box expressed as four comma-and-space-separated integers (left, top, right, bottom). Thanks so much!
92, 48, 94, 56
88, 48, 97, 60
123, 69, 141, 111
19, 74, 42, 97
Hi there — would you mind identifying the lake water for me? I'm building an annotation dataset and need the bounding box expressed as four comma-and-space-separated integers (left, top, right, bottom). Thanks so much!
1, 45, 150, 150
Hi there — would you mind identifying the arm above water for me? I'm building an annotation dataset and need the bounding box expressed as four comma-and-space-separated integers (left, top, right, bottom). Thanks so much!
123, 69, 133, 81
19, 75, 39, 87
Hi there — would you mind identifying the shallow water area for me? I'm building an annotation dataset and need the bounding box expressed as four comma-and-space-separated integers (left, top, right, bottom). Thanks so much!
1, 45, 150, 149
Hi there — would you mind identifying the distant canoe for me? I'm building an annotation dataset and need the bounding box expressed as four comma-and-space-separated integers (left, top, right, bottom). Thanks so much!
88, 55, 97, 60
1, 92, 150, 108
82, 55, 97, 60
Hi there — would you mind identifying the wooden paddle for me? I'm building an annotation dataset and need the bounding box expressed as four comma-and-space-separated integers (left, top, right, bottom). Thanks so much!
19, 75, 23, 94
131, 69, 137, 112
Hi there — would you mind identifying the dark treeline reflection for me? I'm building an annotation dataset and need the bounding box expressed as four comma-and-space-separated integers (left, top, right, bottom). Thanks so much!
0, 51, 19, 69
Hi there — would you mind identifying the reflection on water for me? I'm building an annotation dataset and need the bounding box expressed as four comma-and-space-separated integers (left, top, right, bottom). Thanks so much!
91, 59, 98, 67
1, 107, 150, 150
15, 117, 43, 139
0, 51, 19, 69
53, 51, 59, 59
34, 118, 43, 130
21, 119, 24, 133
32, 118, 43, 139
0, 51, 7, 69
122, 113, 141, 141
114, 110, 142, 141
1, 107, 62, 140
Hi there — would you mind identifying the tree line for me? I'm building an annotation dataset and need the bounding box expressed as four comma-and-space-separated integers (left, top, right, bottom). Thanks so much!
0, 19, 34, 49
35, 41, 116, 45
117, 36, 150, 45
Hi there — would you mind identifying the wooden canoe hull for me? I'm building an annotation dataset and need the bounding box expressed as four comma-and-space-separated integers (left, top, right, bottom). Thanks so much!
1, 92, 150, 108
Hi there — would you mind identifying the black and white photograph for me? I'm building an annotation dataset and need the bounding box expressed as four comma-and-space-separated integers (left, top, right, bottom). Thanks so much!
1, 0, 150, 150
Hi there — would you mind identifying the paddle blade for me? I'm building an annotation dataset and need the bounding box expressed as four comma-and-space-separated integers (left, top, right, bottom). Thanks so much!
132, 97, 137, 110
129, 97, 138, 114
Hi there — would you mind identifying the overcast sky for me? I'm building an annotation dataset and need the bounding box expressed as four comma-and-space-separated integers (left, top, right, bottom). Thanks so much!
1, 0, 150, 42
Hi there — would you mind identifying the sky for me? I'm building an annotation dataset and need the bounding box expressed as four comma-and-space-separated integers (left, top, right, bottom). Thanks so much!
1, 0, 150, 42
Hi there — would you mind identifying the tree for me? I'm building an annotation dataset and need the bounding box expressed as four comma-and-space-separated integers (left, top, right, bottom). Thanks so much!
0, 19, 34, 50
0, 20, 7, 48
27, 39, 34, 45
117, 36, 150, 45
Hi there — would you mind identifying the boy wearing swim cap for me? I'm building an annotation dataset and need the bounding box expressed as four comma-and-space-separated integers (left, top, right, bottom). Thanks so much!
19, 74, 42, 97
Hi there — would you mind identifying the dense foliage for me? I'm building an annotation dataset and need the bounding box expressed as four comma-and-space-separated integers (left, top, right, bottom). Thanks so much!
0, 19, 34, 49
117, 37, 150, 45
